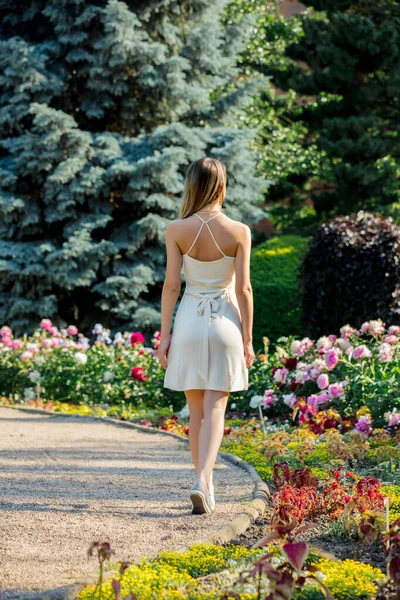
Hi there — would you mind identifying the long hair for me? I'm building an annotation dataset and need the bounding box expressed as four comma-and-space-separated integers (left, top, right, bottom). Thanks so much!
179, 157, 227, 219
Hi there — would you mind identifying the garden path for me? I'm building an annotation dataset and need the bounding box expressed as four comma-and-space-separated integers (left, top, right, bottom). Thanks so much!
0, 407, 254, 598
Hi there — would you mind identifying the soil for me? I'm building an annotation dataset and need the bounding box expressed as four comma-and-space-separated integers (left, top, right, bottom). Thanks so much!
230, 512, 387, 570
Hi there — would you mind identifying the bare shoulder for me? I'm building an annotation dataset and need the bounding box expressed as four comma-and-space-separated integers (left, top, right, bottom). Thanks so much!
165, 218, 187, 235
222, 215, 250, 240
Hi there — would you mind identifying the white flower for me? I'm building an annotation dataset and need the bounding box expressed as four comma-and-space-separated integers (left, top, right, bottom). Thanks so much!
23, 387, 36, 401
290, 340, 302, 355
92, 323, 103, 335
34, 355, 46, 366
294, 369, 309, 384
103, 371, 115, 382
113, 332, 124, 344
178, 403, 190, 419
74, 351, 88, 365
283, 393, 297, 408
230, 403, 237, 409
28, 370, 41, 383
250, 395, 263, 409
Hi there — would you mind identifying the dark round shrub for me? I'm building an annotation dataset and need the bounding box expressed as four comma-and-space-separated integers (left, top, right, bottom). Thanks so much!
301, 210, 400, 337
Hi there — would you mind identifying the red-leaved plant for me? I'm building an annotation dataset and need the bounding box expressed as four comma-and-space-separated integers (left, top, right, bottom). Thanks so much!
224, 522, 335, 600
87, 541, 115, 600
381, 518, 400, 598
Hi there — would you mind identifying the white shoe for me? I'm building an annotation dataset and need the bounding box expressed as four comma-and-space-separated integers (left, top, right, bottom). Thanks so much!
190, 479, 212, 515
208, 471, 215, 511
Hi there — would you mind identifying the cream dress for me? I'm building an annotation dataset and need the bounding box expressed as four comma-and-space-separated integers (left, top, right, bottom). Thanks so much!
163, 213, 248, 392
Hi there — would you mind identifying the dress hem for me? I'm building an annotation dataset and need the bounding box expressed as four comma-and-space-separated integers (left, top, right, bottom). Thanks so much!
163, 384, 248, 393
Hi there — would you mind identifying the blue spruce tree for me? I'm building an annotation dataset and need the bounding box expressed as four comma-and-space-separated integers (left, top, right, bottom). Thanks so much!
0, 0, 267, 336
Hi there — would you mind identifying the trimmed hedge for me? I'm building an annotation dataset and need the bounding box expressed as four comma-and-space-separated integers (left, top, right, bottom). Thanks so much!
250, 235, 309, 352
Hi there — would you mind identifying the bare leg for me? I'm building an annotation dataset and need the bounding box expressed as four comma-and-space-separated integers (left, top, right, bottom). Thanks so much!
197, 390, 229, 491
184, 389, 204, 475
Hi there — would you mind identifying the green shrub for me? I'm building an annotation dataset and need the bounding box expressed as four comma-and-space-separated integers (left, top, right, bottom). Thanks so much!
251, 235, 309, 352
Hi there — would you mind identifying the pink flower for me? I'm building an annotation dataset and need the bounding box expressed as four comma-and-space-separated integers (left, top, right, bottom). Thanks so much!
327, 383, 345, 399
273, 367, 288, 385
324, 348, 340, 370
290, 337, 313, 357
316, 336, 333, 353
388, 325, 400, 335
352, 345, 372, 360
335, 338, 353, 355
317, 392, 330, 403
0, 326, 12, 337
378, 342, 393, 363
384, 335, 398, 345
11, 340, 22, 349
21, 351, 34, 362
317, 373, 329, 390
309, 367, 321, 380
386, 409, 400, 428
67, 325, 78, 335
40, 318, 53, 331
130, 332, 145, 346
42, 339, 53, 348
340, 324, 358, 339
354, 415, 372, 436
263, 389, 278, 408
360, 319, 385, 336
131, 366, 148, 382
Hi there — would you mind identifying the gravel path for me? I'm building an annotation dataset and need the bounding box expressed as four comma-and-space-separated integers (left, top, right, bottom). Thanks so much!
0, 407, 254, 598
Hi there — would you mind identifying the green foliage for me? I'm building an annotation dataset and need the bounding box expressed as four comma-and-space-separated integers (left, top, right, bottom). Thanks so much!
225, 0, 328, 231
277, 0, 400, 216
301, 211, 400, 338
0, 0, 268, 337
251, 235, 309, 350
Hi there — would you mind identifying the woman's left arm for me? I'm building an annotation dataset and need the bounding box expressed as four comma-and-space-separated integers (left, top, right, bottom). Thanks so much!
157, 222, 183, 369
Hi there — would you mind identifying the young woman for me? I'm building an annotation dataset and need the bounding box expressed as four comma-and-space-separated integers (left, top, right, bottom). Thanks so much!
157, 156, 255, 515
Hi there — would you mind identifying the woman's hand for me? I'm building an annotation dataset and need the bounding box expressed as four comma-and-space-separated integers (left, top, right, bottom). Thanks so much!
157, 335, 171, 369
244, 340, 255, 369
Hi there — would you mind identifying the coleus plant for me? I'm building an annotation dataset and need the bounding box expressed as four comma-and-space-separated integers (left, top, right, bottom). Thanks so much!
229, 523, 335, 600
381, 518, 400, 598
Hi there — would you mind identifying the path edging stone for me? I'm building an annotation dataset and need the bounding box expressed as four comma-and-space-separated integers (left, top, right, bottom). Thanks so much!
3, 405, 270, 600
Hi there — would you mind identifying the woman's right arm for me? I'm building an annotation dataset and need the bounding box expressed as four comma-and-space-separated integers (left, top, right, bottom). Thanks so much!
234, 224, 255, 369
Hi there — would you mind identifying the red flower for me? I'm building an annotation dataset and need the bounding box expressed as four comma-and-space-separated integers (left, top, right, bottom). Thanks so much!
224, 427, 232, 436
130, 332, 145, 346
131, 366, 148, 381
183, 425, 189, 436
139, 419, 153, 427
283, 357, 298, 371
139, 349, 145, 355
117, 355, 123, 361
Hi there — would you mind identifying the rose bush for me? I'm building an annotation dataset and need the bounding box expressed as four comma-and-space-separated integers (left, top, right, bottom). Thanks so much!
0, 320, 180, 410
249, 319, 400, 427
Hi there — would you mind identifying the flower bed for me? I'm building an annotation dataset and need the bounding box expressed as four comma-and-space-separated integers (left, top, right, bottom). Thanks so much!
2, 317, 400, 598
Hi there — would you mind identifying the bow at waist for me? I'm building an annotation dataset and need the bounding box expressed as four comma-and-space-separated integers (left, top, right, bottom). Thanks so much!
183, 286, 232, 381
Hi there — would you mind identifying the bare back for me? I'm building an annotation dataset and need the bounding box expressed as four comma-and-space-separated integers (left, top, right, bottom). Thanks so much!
175, 213, 245, 262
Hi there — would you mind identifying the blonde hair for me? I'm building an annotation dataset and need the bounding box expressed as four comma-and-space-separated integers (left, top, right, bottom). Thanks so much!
179, 157, 227, 219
